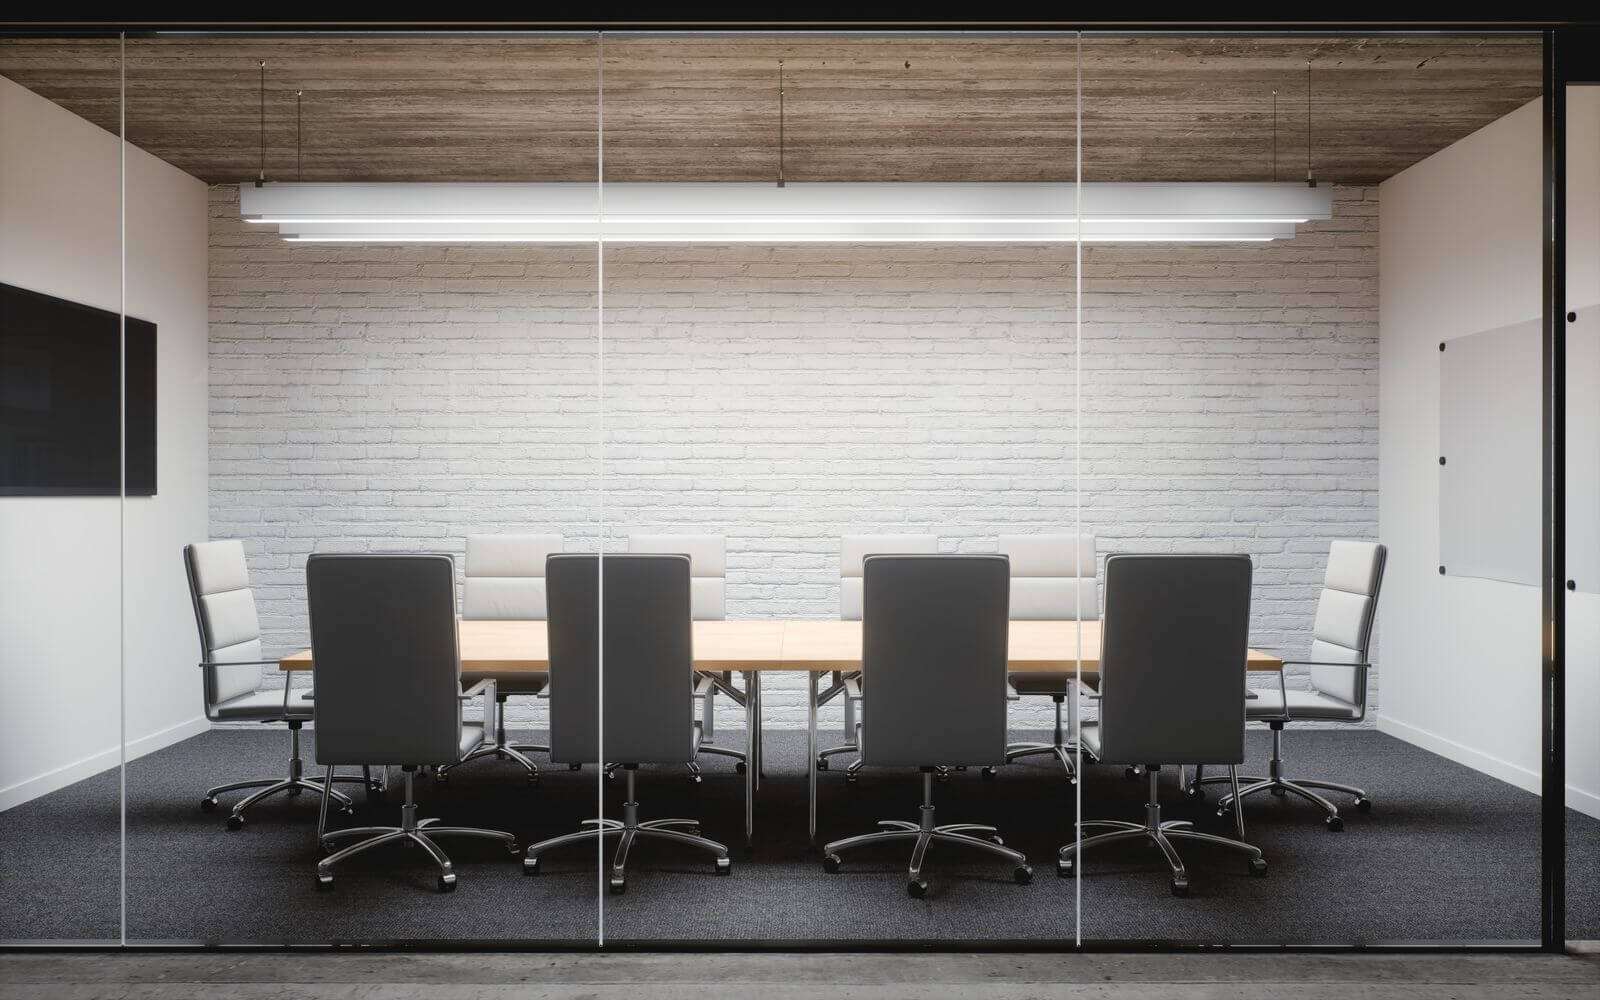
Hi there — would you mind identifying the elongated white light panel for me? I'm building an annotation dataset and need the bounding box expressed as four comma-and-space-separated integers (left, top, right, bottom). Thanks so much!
240, 182, 1332, 244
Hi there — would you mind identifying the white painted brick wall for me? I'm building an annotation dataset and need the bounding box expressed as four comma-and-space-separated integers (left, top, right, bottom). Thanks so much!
207, 185, 1378, 733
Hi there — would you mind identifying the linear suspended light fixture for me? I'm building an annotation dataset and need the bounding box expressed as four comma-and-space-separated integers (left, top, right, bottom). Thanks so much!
239, 182, 1333, 244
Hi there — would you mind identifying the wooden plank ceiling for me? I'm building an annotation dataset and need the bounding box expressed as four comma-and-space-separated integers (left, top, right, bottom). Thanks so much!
0, 34, 1542, 184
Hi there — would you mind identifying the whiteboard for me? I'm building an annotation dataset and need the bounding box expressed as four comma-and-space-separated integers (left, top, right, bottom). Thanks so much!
1439, 306, 1600, 592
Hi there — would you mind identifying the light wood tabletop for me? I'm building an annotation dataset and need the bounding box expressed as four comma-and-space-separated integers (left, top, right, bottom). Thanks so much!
279, 618, 1282, 674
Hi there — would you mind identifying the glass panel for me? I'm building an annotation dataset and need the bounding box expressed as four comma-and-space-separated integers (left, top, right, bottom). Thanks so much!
0, 33, 126, 944
1077, 31, 1546, 945
595, 31, 1082, 945
1566, 80, 1600, 944
116, 31, 601, 944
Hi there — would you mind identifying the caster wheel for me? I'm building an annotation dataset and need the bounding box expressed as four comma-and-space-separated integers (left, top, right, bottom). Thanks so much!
438, 873, 456, 893
1184, 785, 1205, 801
1215, 806, 1231, 819
316, 871, 333, 889
1124, 766, 1141, 782
822, 854, 842, 874
688, 773, 703, 785
907, 879, 928, 899
200, 796, 218, 813
1170, 878, 1189, 897
1249, 857, 1268, 877
1325, 815, 1344, 832
1057, 858, 1073, 878
225, 814, 244, 832
435, 772, 449, 786
981, 767, 997, 780
936, 770, 951, 783
736, 762, 747, 774
1270, 786, 1287, 797
506, 841, 522, 857
816, 758, 828, 771
844, 773, 859, 785
609, 876, 627, 895
1013, 865, 1033, 885
523, 857, 540, 876
1354, 797, 1373, 813
569, 763, 582, 771
527, 774, 540, 787
715, 856, 732, 876
989, 835, 1005, 846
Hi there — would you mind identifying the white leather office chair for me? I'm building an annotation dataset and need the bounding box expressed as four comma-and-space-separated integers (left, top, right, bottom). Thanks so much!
821, 554, 1032, 897
185, 540, 371, 830
817, 533, 939, 780
1192, 539, 1386, 831
627, 533, 747, 778
436, 534, 561, 785
523, 554, 732, 893
1058, 553, 1268, 896
308, 553, 518, 892
985, 533, 1098, 782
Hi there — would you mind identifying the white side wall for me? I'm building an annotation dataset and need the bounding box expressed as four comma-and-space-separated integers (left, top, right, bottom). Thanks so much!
1378, 92, 1600, 817
0, 75, 210, 810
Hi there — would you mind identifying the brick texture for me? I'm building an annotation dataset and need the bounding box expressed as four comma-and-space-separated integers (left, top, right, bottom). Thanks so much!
207, 185, 1379, 731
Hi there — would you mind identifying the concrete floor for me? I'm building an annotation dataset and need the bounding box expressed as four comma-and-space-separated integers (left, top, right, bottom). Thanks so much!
0, 949, 1597, 1000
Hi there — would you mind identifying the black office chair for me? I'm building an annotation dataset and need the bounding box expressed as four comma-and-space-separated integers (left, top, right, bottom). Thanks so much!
307, 553, 518, 892
1058, 553, 1268, 896
821, 554, 1032, 898
522, 553, 732, 894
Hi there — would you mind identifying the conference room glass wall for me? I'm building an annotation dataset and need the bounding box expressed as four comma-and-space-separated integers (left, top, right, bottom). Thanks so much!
588, 30, 1087, 945
0, 22, 1588, 952
1072, 31, 1559, 946
113, 31, 605, 945
0, 34, 125, 944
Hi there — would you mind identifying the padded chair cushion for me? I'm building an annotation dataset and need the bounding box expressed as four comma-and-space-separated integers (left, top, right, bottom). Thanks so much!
461, 671, 548, 696
1247, 687, 1362, 722
463, 577, 547, 621
839, 535, 938, 620
627, 535, 727, 620
211, 687, 312, 721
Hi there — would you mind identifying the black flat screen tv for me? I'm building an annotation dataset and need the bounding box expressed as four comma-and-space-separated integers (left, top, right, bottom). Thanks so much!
0, 281, 156, 496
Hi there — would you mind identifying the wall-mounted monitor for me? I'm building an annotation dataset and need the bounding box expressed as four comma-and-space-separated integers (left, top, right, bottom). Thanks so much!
0, 281, 156, 496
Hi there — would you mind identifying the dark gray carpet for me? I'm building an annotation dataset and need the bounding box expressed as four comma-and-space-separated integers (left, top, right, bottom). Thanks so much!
1, 727, 1595, 945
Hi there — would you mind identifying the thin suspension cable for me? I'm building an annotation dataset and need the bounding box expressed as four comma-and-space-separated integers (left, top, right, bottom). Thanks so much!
118, 30, 128, 949
258, 60, 266, 183
1305, 61, 1315, 187
777, 59, 786, 188
296, 90, 303, 182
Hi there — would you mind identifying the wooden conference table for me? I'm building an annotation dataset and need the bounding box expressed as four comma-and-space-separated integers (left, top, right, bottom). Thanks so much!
282, 619, 1283, 846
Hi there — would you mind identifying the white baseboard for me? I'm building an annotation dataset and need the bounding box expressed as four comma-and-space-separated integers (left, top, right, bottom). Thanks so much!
1377, 713, 1600, 819
0, 714, 210, 813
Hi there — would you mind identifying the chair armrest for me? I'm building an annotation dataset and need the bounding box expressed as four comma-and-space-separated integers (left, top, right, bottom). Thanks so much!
1278, 660, 1371, 670
197, 659, 286, 669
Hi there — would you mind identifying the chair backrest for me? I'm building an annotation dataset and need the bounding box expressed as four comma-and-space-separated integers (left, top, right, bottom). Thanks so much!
858, 554, 1010, 768
306, 553, 463, 766
183, 540, 264, 708
545, 554, 694, 765
839, 534, 938, 620
1308, 540, 1387, 706
462, 533, 562, 620
1096, 553, 1253, 766
627, 534, 725, 620
998, 533, 1098, 620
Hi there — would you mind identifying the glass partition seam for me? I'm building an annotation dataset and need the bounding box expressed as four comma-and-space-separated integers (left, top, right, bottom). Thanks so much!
117, 28, 128, 949
596, 28, 606, 948
1073, 27, 1083, 949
